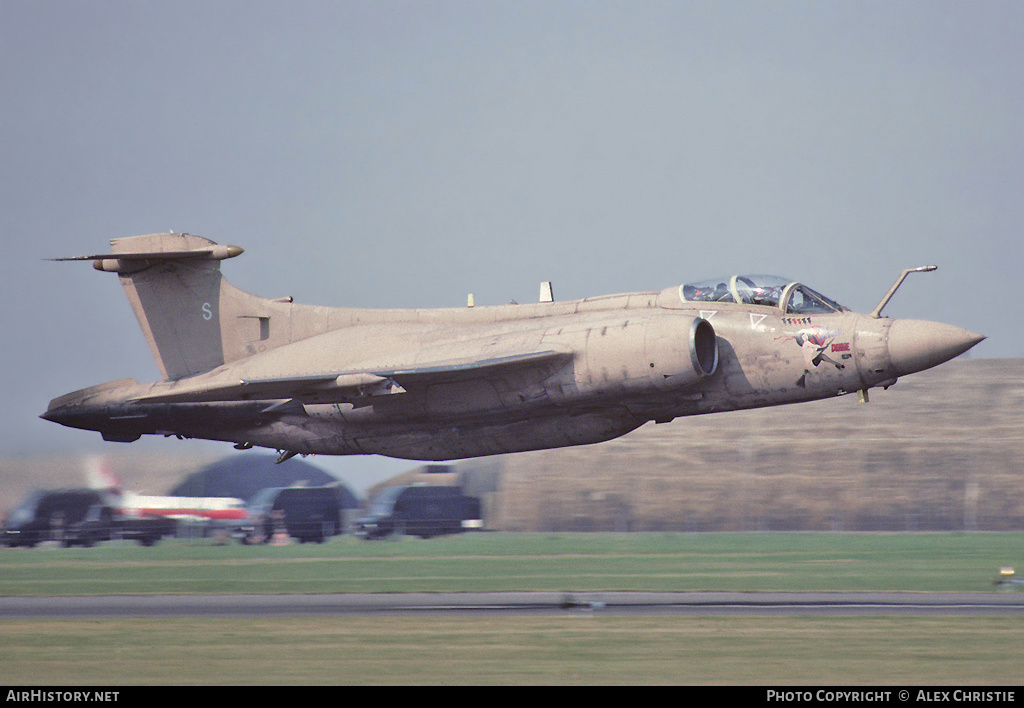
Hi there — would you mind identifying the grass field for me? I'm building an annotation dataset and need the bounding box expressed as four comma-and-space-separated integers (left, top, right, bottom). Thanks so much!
2, 532, 1022, 595
2, 616, 1023, 685
2, 533, 1023, 685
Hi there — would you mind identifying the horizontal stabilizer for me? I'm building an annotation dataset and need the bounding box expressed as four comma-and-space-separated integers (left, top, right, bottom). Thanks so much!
51, 246, 243, 262
51, 233, 243, 276
53, 246, 243, 275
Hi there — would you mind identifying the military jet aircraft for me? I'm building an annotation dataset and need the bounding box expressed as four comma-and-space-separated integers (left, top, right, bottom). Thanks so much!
42, 233, 984, 462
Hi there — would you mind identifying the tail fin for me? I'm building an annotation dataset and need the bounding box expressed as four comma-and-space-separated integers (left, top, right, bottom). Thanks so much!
84, 456, 122, 494
59, 233, 294, 380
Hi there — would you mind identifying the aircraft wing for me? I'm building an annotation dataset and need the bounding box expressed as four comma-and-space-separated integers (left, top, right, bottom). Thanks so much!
133, 349, 571, 405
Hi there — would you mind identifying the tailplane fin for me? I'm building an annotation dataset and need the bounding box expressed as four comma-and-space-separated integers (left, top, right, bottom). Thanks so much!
84, 456, 122, 494
56, 233, 289, 381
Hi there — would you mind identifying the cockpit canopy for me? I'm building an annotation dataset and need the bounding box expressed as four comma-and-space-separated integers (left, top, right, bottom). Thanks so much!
681, 275, 847, 315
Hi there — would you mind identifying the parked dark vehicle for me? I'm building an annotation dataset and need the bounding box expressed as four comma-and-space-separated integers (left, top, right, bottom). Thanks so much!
112, 513, 177, 547
2, 489, 106, 547
354, 485, 482, 540
2, 489, 178, 548
244, 485, 344, 544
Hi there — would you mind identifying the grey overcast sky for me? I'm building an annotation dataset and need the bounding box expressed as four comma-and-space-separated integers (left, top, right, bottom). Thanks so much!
2, 1, 1021, 484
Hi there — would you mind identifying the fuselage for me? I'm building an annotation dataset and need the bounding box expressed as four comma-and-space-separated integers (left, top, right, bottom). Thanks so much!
116, 492, 249, 522
43, 279, 982, 461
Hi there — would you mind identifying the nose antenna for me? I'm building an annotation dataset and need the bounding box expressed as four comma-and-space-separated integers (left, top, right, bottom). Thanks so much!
870, 265, 937, 318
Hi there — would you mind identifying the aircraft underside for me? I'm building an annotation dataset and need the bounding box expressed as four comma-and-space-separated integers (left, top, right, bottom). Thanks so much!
68, 397, 649, 461
243, 406, 648, 460
45, 370, 854, 461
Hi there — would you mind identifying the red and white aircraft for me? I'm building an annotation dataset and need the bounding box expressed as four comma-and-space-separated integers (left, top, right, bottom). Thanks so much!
85, 457, 248, 524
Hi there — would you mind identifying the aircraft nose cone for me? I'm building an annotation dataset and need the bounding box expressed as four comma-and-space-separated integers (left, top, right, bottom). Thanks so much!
40, 404, 86, 430
886, 320, 985, 377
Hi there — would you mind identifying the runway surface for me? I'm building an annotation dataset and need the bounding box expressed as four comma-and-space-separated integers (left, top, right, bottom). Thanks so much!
3, 592, 1024, 618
